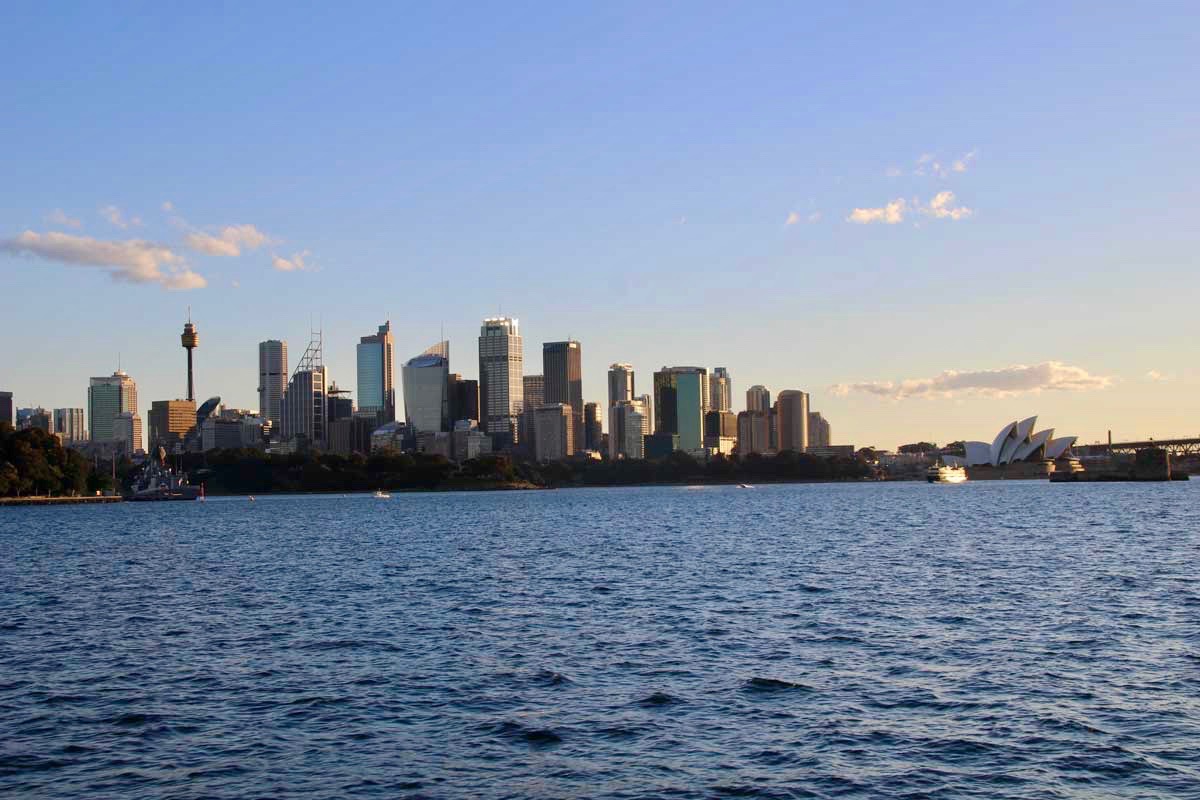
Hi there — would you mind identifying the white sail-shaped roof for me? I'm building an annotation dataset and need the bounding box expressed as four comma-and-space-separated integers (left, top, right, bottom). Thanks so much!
1045, 436, 1077, 460
991, 421, 1018, 465
1012, 428, 1054, 462
964, 441, 993, 466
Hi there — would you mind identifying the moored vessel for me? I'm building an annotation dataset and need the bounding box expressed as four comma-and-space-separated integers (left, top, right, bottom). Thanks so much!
927, 463, 968, 483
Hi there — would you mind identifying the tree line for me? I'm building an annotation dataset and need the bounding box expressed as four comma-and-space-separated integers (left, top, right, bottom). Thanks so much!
0, 423, 118, 497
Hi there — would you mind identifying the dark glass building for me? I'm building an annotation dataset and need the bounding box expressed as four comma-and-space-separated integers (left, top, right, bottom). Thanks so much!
542, 341, 582, 455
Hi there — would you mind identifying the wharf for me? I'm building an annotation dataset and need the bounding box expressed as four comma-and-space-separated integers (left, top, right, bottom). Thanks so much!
0, 495, 124, 507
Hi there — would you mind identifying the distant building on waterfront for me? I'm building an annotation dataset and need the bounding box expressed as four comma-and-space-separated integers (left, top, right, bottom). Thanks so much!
776, 390, 809, 453
584, 402, 602, 451
608, 401, 646, 460
0, 391, 12, 427
53, 408, 86, 443
644, 432, 680, 460
328, 413, 378, 457
451, 419, 492, 462
808, 411, 831, 449
653, 367, 706, 453
357, 321, 395, 423
709, 367, 732, 413
148, 399, 196, 453
402, 341, 450, 433
533, 403, 574, 462
326, 383, 354, 423
258, 340, 288, 433
88, 370, 138, 444
478, 317, 523, 448
113, 411, 143, 455
17, 407, 51, 432
282, 332, 327, 450
746, 385, 771, 413
519, 374, 545, 453
704, 410, 737, 450
447, 373, 479, 425
737, 410, 771, 455
543, 340, 582, 455
607, 363, 635, 408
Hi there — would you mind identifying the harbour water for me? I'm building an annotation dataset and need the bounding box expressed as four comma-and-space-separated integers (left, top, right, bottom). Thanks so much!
2, 482, 1198, 798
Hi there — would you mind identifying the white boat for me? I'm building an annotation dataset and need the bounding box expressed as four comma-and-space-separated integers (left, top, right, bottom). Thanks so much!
927, 463, 967, 483
373, 490, 391, 499
737, 484, 754, 489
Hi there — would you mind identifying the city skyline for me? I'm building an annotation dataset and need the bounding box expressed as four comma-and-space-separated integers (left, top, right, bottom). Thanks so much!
1, 5, 1196, 447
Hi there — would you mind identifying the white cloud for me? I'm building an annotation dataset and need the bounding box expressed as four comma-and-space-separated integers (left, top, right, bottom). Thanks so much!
184, 224, 272, 257
1145, 370, 1172, 382
830, 361, 1112, 401
952, 149, 977, 173
272, 250, 310, 272
162, 200, 174, 212
786, 210, 822, 225
46, 209, 81, 229
847, 198, 907, 224
785, 211, 800, 225
100, 205, 140, 229
0, 230, 205, 290
926, 190, 973, 220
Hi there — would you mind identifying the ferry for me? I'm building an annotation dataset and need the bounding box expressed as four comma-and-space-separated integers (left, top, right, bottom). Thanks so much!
373, 489, 391, 499
926, 462, 968, 483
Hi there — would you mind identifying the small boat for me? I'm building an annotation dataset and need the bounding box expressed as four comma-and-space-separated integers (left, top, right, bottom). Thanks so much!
373, 490, 391, 499
737, 483, 754, 489
927, 463, 967, 483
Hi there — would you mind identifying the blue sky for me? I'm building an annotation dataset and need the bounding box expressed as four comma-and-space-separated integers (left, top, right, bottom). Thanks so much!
2, 2, 1197, 448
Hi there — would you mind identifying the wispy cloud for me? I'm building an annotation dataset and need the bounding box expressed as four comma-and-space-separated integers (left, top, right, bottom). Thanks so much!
46, 209, 81, 229
830, 361, 1112, 400
99, 205, 141, 229
183, 224, 272, 257
0, 230, 205, 290
272, 250, 311, 272
786, 210, 822, 225
925, 190, 972, 220
952, 150, 977, 173
1145, 370, 1173, 382
895, 150, 977, 178
847, 198, 907, 224
162, 200, 174, 212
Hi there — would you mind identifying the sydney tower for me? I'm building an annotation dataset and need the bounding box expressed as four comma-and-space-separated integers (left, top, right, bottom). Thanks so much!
181, 314, 199, 402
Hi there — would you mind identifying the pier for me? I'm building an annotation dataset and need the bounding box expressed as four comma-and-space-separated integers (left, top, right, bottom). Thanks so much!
0, 495, 124, 507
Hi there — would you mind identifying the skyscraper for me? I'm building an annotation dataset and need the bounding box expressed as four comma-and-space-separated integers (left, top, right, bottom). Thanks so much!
147, 399, 196, 452
0, 391, 13, 427
746, 385, 771, 413
532, 403, 573, 462
543, 340, 582, 455
652, 367, 706, 451
447, 373, 480, 425
357, 321, 395, 422
113, 411, 143, 455
608, 399, 648, 460
737, 411, 771, 455
709, 367, 732, 413
584, 402, 602, 451
519, 374, 544, 452
478, 317, 523, 446
402, 341, 450, 433
88, 370, 138, 443
258, 340, 288, 431
53, 408, 86, 443
808, 411, 831, 448
282, 332, 327, 449
607, 363, 635, 408
776, 390, 810, 453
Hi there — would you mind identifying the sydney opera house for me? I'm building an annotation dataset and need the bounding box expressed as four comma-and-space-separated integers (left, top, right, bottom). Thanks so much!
944, 416, 1077, 477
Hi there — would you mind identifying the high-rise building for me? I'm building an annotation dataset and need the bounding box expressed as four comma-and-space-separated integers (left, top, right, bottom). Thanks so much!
653, 367, 706, 452
258, 340, 288, 431
584, 402, 602, 451
326, 383, 354, 422
17, 407, 51, 432
88, 370, 138, 443
543, 340, 582, 455
147, 399, 196, 452
519, 374, 544, 452
447, 373, 480, 425
709, 367, 732, 413
478, 318, 523, 445
737, 411, 772, 455
113, 411, 143, 455
808, 411, 831, 448
451, 419, 492, 463
746, 385, 771, 413
282, 332, 327, 449
608, 401, 647, 460
0, 391, 12, 427
533, 403, 573, 462
357, 321, 395, 422
181, 314, 199, 402
53, 408, 86, 443
776, 390, 810, 453
705, 410, 738, 439
607, 363, 635, 408
402, 341, 450, 433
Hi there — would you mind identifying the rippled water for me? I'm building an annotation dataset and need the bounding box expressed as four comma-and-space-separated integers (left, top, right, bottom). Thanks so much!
2, 482, 1199, 798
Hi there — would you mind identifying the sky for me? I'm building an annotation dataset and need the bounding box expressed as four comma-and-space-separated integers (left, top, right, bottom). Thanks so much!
1, 2, 1197, 449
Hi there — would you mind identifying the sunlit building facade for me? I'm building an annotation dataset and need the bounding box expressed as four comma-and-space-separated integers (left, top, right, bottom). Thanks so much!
402, 341, 450, 433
